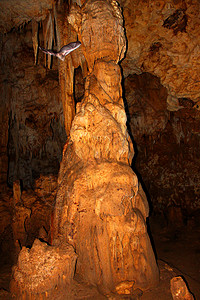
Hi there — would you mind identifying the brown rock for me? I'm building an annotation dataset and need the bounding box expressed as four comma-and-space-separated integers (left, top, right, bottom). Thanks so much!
54, 159, 158, 293
0, 0, 54, 33
12, 204, 31, 247
124, 71, 200, 216
121, 0, 200, 106
10, 239, 77, 299
170, 276, 194, 300
68, 0, 126, 71
53, 0, 159, 295
13, 180, 21, 206
38, 226, 48, 241
0, 190, 12, 237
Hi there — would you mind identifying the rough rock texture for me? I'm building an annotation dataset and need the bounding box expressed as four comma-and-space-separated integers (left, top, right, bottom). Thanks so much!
68, 0, 126, 71
12, 204, 31, 248
0, 102, 9, 186
0, 188, 13, 262
52, 0, 159, 295
10, 239, 77, 299
0, 0, 54, 33
0, 174, 57, 265
125, 73, 200, 222
120, 0, 200, 110
51, 3, 84, 135
0, 0, 199, 299
0, 0, 199, 253
20, 174, 57, 246
170, 276, 194, 300
0, 21, 66, 259
0, 23, 66, 188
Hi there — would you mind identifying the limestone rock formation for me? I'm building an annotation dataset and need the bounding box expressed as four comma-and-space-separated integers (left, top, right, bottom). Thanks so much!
55, 4, 85, 135
52, 0, 159, 295
120, 0, 200, 109
0, 23, 66, 189
0, 174, 58, 264
124, 72, 200, 218
0, 188, 12, 261
68, 0, 126, 71
170, 276, 194, 300
13, 174, 58, 247
12, 204, 31, 248
10, 239, 77, 299
0, 0, 54, 33
0, 0, 199, 298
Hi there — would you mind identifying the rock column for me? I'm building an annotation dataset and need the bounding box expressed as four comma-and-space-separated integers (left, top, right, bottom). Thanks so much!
52, 0, 159, 295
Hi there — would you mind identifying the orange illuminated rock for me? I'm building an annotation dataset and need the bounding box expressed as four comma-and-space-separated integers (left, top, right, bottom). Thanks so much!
52, 0, 159, 295
170, 276, 194, 300
10, 239, 77, 299
121, 0, 200, 109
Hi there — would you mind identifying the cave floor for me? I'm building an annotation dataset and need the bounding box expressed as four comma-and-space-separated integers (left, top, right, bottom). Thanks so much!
146, 215, 200, 300
0, 216, 200, 300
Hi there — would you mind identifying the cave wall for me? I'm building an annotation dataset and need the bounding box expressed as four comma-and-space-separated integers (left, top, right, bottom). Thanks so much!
120, 0, 200, 108
125, 73, 200, 224
0, 24, 66, 188
119, 0, 200, 222
0, 22, 66, 257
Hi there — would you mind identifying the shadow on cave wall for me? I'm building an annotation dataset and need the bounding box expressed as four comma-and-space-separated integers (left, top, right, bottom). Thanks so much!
121, 70, 154, 214
122, 70, 200, 232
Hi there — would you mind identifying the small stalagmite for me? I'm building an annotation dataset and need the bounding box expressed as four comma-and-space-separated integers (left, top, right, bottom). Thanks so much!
10, 239, 77, 299
170, 276, 194, 300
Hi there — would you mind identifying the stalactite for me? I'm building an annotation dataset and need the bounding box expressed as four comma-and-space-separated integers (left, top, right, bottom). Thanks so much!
33, 4, 85, 135
47, 14, 54, 69
32, 19, 39, 65
32, 10, 57, 67
42, 12, 54, 68
53, 4, 60, 50
60, 58, 75, 135
54, 5, 78, 135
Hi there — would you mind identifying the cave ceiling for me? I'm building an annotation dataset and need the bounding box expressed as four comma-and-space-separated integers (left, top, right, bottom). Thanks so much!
0, 0, 55, 33
0, 0, 199, 112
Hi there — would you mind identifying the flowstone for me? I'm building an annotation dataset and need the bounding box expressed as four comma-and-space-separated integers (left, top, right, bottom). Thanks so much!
52, 0, 159, 295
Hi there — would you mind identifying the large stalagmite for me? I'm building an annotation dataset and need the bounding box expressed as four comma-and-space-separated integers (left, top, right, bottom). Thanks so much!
52, 0, 159, 295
